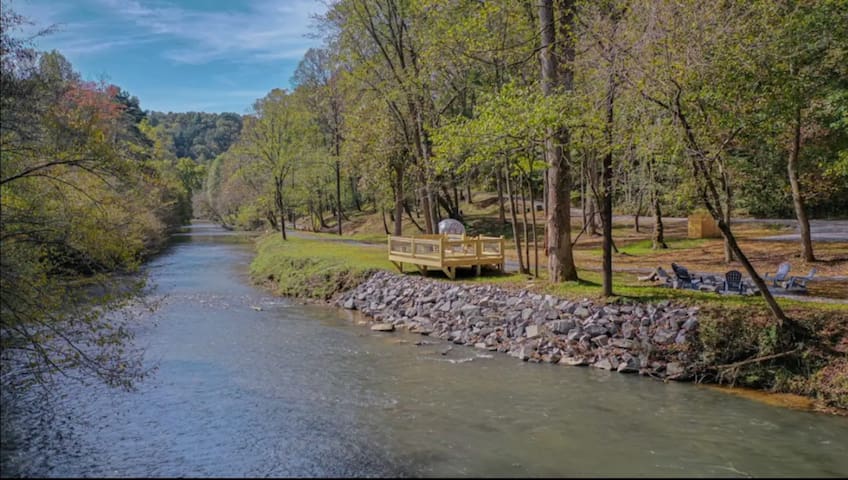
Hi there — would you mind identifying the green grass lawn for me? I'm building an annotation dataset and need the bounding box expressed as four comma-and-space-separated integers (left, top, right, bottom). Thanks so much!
250, 234, 394, 299
604, 238, 708, 256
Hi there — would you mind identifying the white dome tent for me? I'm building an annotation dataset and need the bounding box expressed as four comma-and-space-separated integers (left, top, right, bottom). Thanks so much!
437, 218, 465, 237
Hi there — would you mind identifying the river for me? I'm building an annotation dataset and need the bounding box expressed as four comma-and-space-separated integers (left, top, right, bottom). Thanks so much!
2, 222, 846, 477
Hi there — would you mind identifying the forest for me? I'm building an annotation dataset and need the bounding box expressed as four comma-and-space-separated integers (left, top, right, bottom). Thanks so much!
202, 0, 847, 322
1, 0, 847, 389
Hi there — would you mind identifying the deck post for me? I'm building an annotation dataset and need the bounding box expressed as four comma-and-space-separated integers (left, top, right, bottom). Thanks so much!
475, 236, 482, 276
439, 235, 445, 266
500, 236, 505, 272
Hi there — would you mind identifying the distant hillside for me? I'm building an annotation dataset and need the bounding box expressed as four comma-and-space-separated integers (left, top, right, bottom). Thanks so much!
146, 111, 243, 163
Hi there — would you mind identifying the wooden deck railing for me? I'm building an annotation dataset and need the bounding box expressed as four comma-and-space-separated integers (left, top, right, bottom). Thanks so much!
388, 234, 505, 279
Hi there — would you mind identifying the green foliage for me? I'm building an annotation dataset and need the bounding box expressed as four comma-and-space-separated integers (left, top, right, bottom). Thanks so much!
146, 111, 243, 163
0, 15, 187, 390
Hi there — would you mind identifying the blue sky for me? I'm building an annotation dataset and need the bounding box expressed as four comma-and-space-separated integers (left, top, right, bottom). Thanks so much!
15, 0, 328, 113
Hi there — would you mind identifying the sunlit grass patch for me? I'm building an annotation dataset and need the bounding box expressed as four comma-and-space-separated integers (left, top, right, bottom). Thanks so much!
250, 235, 393, 300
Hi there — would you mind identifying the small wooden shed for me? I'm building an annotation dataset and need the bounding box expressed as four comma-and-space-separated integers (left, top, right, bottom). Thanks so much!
688, 212, 721, 239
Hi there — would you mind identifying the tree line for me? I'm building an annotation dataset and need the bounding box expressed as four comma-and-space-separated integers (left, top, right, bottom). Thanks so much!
0, 8, 210, 390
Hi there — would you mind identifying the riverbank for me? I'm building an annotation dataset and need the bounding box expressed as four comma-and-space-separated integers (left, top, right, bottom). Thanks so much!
250, 233, 848, 414
338, 271, 701, 377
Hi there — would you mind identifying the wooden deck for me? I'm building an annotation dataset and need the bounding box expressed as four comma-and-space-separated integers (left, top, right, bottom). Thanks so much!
388, 234, 505, 279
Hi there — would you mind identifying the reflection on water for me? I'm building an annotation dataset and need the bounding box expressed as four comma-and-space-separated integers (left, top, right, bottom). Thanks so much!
2, 222, 847, 477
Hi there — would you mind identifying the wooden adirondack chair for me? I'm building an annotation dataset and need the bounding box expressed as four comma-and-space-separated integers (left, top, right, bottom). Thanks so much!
671, 263, 701, 290
723, 270, 744, 294
764, 262, 791, 287
785, 268, 817, 290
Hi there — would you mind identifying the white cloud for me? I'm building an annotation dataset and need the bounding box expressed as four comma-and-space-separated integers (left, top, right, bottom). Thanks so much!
52, 34, 159, 56
95, 0, 326, 65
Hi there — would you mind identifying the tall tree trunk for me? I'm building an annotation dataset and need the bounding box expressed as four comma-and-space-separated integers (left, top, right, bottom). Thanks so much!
420, 184, 434, 234
350, 175, 362, 211
335, 158, 342, 235
650, 157, 667, 249
652, 187, 667, 249
430, 187, 441, 227
788, 107, 815, 262
588, 197, 599, 236
601, 72, 615, 297
720, 164, 734, 262
539, 0, 578, 282
452, 181, 460, 216
266, 209, 278, 231
381, 207, 389, 235
521, 175, 531, 272
394, 165, 404, 236
722, 218, 733, 262
633, 187, 644, 233
403, 200, 426, 233
496, 169, 506, 224
275, 176, 287, 240
504, 165, 527, 274
581, 160, 588, 231
528, 173, 540, 278
466, 179, 473, 206
543, 166, 549, 253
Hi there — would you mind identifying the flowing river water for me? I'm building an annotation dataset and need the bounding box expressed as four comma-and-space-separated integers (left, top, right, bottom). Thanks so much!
2, 222, 847, 477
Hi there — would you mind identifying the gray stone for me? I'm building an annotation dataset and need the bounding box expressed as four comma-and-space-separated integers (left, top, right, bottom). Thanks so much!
591, 335, 610, 347
343, 298, 355, 309
610, 338, 635, 349
549, 319, 576, 334
621, 322, 635, 339
617, 357, 641, 373
574, 307, 591, 318
592, 358, 613, 370
542, 353, 561, 364
370, 323, 395, 332
559, 356, 589, 366
525, 324, 541, 339
584, 324, 608, 337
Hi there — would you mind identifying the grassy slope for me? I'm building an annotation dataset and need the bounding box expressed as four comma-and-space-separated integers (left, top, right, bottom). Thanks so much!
250, 235, 393, 300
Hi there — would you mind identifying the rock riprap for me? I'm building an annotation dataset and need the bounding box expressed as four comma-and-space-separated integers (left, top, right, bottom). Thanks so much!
336, 271, 700, 379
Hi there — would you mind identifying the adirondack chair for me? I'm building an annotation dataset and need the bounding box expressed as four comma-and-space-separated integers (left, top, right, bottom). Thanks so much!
671, 263, 701, 289
785, 268, 817, 290
723, 270, 745, 294
764, 262, 791, 287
